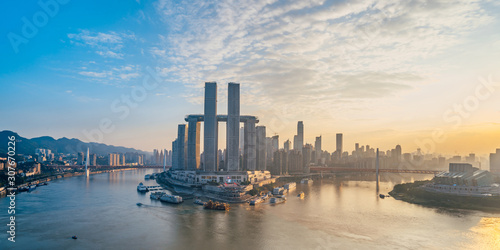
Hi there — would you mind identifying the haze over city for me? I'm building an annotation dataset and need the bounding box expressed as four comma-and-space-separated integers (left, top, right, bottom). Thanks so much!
2, 0, 500, 156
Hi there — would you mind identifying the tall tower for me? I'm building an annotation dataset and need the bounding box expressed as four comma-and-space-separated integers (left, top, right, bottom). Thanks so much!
294, 121, 304, 151
315, 136, 322, 165
187, 117, 201, 170
177, 124, 187, 170
204, 82, 218, 171
336, 133, 343, 160
256, 126, 267, 170
226, 82, 240, 171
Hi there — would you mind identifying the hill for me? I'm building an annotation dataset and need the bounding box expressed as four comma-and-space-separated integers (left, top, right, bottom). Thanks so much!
0, 130, 150, 156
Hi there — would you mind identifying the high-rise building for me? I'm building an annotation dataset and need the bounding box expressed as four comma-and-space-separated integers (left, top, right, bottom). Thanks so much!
490, 149, 500, 174
284, 139, 290, 152
177, 124, 187, 170
256, 126, 266, 170
204, 81, 218, 171
294, 121, 304, 151
239, 127, 244, 156
243, 118, 257, 170
77, 152, 84, 165
226, 82, 240, 171
187, 117, 201, 170
336, 133, 343, 160
315, 136, 322, 165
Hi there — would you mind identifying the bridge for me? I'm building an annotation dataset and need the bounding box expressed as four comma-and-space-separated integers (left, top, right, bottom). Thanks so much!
309, 167, 441, 175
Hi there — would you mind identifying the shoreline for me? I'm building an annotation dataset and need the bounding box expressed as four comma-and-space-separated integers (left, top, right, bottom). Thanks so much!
389, 181, 500, 213
0, 167, 142, 197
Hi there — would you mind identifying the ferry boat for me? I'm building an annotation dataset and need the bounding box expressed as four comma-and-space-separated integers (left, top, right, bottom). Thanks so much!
284, 182, 296, 191
137, 182, 148, 192
300, 178, 313, 185
160, 194, 183, 204
270, 195, 286, 204
249, 197, 263, 205
298, 191, 305, 199
203, 200, 230, 210
150, 191, 165, 200
273, 187, 286, 195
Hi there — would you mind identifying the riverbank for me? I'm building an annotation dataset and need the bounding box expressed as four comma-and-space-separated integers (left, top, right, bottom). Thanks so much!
0, 167, 140, 197
389, 181, 500, 213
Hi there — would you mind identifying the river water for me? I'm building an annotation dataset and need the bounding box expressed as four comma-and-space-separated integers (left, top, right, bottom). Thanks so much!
1, 169, 498, 249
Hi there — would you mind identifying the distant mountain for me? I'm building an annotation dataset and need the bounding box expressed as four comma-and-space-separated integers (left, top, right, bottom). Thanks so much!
0, 130, 151, 156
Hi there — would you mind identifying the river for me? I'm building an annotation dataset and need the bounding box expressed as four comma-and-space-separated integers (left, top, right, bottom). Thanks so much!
1, 169, 498, 249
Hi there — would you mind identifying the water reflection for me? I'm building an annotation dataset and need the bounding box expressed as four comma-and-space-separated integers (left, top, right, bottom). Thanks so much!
0, 170, 498, 250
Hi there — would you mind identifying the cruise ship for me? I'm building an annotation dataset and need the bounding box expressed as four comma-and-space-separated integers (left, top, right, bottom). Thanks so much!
160, 194, 183, 204
150, 191, 165, 200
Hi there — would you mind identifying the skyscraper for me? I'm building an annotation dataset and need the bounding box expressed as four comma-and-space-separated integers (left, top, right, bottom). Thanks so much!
284, 139, 290, 152
177, 124, 187, 170
336, 133, 343, 160
256, 126, 267, 170
187, 117, 201, 170
226, 82, 240, 171
315, 136, 322, 165
296, 121, 304, 151
204, 82, 218, 171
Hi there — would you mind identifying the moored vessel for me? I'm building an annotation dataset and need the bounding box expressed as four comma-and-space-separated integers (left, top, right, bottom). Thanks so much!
137, 182, 148, 192
160, 194, 183, 204
203, 200, 230, 210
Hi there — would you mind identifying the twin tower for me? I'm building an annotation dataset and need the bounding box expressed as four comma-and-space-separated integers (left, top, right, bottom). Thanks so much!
172, 82, 259, 172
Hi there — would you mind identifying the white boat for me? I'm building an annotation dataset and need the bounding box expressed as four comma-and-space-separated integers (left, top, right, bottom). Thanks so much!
150, 191, 165, 200
137, 182, 148, 192
160, 194, 183, 204
301, 178, 313, 184
249, 197, 263, 205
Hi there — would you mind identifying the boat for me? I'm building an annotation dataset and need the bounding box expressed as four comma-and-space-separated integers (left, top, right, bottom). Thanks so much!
298, 191, 305, 199
270, 196, 286, 204
203, 200, 230, 211
145, 174, 152, 179
300, 178, 313, 185
28, 185, 37, 192
194, 199, 206, 205
137, 182, 148, 192
379, 194, 386, 199
136, 203, 142, 206
160, 194, 183, 204
273, 187, 286, 195
249, 197, 263, 205
72, 236, 78, 240
150, 191, 165, 200
18, 186, 29, 192
284, 182, 296, 191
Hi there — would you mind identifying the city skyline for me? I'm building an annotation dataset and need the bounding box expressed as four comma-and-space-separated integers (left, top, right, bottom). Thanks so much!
2, 0, 500, 155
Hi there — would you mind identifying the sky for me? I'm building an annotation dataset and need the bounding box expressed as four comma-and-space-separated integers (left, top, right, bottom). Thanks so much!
1, 0, 500, 157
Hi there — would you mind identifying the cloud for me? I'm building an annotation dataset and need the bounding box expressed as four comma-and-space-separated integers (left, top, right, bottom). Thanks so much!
152, 0, 493, 113
67, 30, 135, 59
78, 71, 111, 78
